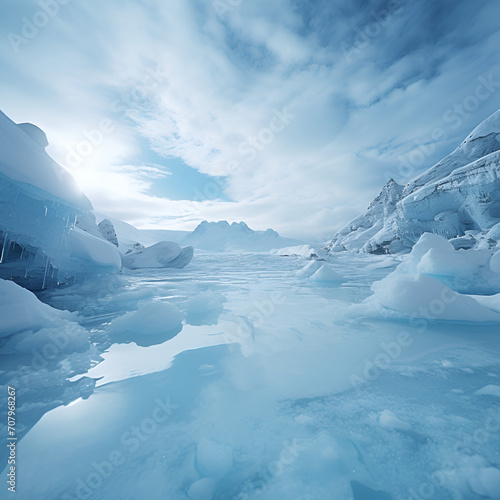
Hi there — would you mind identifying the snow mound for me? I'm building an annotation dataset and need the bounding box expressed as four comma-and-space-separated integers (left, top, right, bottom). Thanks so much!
122, 241, 193, 269
181, 220, 302, 253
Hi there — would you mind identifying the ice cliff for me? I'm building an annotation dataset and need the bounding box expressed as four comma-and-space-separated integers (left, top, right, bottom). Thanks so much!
0, 110, 121, 289
326, 109, 500, 254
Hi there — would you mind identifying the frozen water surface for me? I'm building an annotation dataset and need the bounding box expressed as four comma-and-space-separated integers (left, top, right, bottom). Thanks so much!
3, 253, 500, 500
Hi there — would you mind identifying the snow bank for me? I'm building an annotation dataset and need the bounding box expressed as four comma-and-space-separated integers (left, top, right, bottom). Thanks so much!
122, 241, 193, 269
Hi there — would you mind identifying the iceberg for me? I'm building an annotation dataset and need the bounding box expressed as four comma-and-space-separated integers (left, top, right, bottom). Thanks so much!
0, 110, 121, 290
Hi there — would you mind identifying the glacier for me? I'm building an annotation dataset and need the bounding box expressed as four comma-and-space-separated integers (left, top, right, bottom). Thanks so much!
326, 109, 500, 254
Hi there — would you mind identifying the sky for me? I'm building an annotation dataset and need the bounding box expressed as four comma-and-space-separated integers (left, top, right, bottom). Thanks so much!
1, 0, 500, 240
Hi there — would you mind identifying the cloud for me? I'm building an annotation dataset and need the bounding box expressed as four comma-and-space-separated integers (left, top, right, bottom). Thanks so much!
1, 0, 499, 239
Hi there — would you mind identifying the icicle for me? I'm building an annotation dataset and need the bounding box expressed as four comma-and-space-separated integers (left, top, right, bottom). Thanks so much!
42, 256, 49, 290
44, 206, 48, 216
25, 253, 32, 278
0, 232, 8, 264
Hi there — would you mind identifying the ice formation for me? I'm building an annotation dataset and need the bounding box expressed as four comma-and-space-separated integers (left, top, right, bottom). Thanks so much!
326, 109, 500, 254
356, 233, 500, 321
0, 110, 121, 289
122, 241, 194, 269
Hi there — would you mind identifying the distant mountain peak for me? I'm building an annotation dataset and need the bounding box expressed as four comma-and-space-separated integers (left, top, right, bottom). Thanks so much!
182, 220, 302, 252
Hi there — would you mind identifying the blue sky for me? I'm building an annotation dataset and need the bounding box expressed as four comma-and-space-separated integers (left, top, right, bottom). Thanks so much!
1, 0, 500, 239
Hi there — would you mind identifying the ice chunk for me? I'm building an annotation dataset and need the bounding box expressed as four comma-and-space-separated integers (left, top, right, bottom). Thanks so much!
371, 273, 500, 322
0, 278, 72, 338
110, 301, 183, 346
167, 245, 194, 269
469, 467, 500, 499
378, 410, 411, 431
296, 260, 322, 278
97, 218, 119, 247
68, 227, 122, 270
309, 264, 343, 282
195, 438, 233, 479
187, 478, 215, 500
184, 291, 226, 326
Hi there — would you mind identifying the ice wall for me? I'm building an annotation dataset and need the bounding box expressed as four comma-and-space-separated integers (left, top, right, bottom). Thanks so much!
0, 110, 120, 289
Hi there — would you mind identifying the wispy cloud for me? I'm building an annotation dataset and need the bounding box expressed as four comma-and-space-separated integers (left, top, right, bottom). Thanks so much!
1, 0, 499, 239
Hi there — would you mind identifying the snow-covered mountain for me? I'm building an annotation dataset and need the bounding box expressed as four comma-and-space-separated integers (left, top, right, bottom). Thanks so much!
0, 110, 121, 289
326, 109, 500, 254
180, 220, 303, 252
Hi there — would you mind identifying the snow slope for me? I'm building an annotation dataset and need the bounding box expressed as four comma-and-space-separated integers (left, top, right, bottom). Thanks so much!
181, 220, 303, 252
326, 109, 500, 254
0, 110, 121, 289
